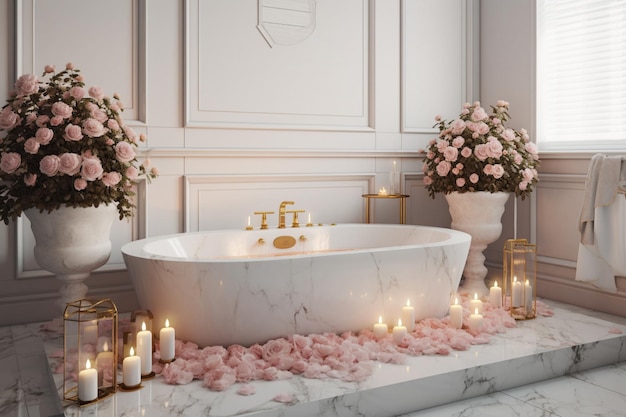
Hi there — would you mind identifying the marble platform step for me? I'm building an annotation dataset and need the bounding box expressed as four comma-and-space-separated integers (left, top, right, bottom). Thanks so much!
4, 299, 626, 417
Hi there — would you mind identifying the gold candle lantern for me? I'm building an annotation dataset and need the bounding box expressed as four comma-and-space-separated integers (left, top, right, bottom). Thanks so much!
63, 298, 118, 404
503, 239, 537, 320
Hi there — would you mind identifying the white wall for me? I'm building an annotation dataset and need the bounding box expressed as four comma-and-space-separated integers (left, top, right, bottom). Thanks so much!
481, 0, 626, 316
5, 0, 620, 325
0, 0, 481, 325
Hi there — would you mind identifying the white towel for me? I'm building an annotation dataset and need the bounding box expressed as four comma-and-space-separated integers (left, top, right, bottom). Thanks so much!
576, 154, 626, 292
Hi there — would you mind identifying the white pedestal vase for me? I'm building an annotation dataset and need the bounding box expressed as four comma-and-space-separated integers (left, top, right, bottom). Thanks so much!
445, 191, 510, 297
24, 204, 117, 311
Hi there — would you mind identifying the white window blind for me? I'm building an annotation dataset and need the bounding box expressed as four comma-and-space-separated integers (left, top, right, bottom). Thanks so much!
537, 0, 626, 151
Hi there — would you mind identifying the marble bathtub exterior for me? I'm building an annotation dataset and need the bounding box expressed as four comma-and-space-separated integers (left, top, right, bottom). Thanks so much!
1, 299, 625, 417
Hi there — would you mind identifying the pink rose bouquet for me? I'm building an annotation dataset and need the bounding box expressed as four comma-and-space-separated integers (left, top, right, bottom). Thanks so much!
0, 63, 158, 224
421, 101, 539, 200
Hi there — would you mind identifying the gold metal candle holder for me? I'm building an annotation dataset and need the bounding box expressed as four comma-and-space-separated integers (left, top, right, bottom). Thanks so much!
503, 239, 537, 320
63, 298, 118, 404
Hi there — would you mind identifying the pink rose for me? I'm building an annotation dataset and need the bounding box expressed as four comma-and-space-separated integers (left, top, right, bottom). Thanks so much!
39, 155, 60, 176
0, 152, 21, 173
74, 178, 88, 191
473, 144, 489, 161
519, 181, 528, 191
423, 176, 433, 185
0, 107, 20, 130
63, 124, 84, 141
450, 119, 466, 135
35, 127, 54, 145
115, 141, 136, 163
262, 339, 292, 364
24, 173, 37, 186
436, 161, 451, 177
70, 86, 85, 100
461, 147, 472, 158
486, 139, 503, 158
15, 74, 39, 96
125, 165, 139, 181
501, 129, 516, 142
475, 122, 490, 135
44, 65, 55, 73
50, 116, 63, 126
443, 146, 459, 162
88, 86, 104, 100
24, 138, 40, 154
469, 173, 479, 184
525, 142, 539, 158
456, 177, 466, 187
58, 153, 82, 175
124, 126, 139, 143
26, 113, 37, 124
80, 157, 104, 181
102, 172, 122, 187
522, 168, 535, 182
51, 102, 73, 119
91, 108, 108, 123
107, 119, 120, 131
471, 107, 488, 121
82, 118, 106, 137
491, 164, 505, 179
36, 115, 49, 127
452, 136, 465, 148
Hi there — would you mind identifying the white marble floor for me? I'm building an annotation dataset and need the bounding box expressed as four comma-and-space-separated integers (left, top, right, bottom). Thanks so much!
1, 299, 626, 417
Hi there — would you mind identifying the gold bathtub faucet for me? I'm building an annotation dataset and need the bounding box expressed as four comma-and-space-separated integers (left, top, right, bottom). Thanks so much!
278, 201, 295, 228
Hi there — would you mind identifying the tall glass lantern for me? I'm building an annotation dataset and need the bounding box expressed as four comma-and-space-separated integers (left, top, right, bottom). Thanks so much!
63, 298, 118, 403
503, 239, 537, 320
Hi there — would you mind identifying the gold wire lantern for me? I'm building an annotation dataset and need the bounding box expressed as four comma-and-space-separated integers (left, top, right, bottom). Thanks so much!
503, 239, 537, 320
63, 298, 118, 404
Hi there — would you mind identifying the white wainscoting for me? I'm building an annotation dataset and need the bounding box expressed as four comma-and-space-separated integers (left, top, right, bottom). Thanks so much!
185, 0, 372, 130
184, 174, 374, 232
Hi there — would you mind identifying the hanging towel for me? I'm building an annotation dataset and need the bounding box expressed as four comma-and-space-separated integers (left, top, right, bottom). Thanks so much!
576, 154, 626, 292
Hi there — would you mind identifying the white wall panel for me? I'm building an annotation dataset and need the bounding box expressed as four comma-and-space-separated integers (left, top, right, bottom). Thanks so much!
402, 0, 472, 132
185, 0, 371, 130
536, 174, 586, 265
16, 0, 146, 122
184, 174, 372, 231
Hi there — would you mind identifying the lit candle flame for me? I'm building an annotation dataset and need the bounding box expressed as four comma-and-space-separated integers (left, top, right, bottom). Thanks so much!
378, 315, 383, 324
130, 346, 135, 357
103, 341, 108, 352
397, 318, 403, 326
406, 299, 411, 307
165, 318, 170, 328
141, 321, 146, 332
493, 281, 499, 288
86, 359, 92, 369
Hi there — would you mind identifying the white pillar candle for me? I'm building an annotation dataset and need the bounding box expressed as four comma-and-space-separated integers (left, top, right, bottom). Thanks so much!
468, 308, 484, 331
392, 318, 407, 344
159, 319, 176, 361
136, 321, 152, 376
78, 359, 98, 402
489, 281, 503, 308
525, 279, 533, 311
95, 341, 114, 384
512, 276, 523, 307
449, 297, 463, 329
469, 292, 483, 314
401, 299, 415, 332
122, 346, 142, 388
373, 315, 388, 339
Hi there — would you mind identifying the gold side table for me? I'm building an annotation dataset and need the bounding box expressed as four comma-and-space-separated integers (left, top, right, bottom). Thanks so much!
362, 194, 410, 224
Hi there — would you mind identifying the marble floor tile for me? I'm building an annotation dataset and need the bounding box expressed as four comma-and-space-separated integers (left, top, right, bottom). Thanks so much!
2, 299, 626, 417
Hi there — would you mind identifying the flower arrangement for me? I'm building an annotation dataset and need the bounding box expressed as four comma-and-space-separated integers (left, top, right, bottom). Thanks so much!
421, 100, 539, 200
0, 63, 158, 224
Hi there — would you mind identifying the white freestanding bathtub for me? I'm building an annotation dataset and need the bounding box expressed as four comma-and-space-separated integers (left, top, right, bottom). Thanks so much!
122, 224, 471, 347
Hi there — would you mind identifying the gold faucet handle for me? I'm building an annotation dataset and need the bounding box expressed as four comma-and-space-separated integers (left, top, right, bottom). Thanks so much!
253, 211, 275, 230
286, 209, 306, 228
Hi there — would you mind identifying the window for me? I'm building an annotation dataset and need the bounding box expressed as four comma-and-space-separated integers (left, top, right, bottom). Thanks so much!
536, 0, 626, 151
